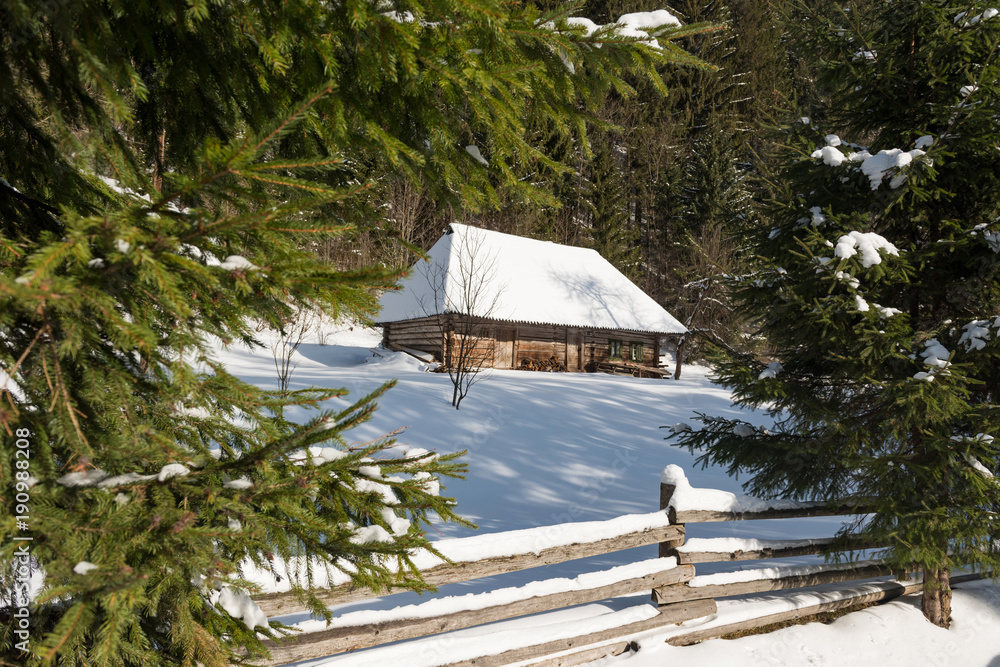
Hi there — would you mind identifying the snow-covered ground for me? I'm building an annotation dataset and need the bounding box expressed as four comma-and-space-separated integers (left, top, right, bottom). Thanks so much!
589, 578, 1000, 667
213, 322, 1000, 666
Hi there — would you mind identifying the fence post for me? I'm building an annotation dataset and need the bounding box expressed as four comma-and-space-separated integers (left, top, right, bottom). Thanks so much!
653, 477, 714, 617
659, 480, 678, 558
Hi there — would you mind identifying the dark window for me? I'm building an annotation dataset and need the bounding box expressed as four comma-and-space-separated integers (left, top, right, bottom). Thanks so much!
629, 342, 643, 362
608, 339, 623, 360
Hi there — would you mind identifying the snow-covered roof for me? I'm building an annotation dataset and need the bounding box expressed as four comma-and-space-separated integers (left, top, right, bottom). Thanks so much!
377, 224, 686, 334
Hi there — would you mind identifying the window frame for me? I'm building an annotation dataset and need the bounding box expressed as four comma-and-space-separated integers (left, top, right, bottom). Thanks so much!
608, 338, 623, 360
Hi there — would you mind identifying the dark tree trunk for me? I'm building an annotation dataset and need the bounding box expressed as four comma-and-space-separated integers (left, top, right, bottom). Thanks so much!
153, 123, 166, 193
922, 567, 952, 628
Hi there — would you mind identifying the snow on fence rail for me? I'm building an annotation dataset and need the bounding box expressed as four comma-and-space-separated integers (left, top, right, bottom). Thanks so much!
251, 511, 685, 616
659, 463, 873, 524
247, 467, 988, 667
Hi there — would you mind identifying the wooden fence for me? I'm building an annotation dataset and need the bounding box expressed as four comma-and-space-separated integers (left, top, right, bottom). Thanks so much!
252, 515, 705, 666
656, 479, 987, 647
247, 472, 988, 666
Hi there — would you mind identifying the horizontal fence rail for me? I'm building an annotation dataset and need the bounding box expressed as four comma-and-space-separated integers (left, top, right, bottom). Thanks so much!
651, 561, 894, 605
443, 600, 719, 667
672, 536, 885, 564
666, 498, 873, 525
665, 572, 989, 647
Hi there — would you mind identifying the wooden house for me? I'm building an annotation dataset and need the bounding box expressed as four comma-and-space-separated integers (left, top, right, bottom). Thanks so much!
376, 224, 686, 373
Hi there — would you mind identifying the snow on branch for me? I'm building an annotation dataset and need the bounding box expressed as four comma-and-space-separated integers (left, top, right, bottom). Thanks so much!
970, 223, 1000, 252
955, 8, 1000, 27
951, 434, 997, 480
833, 231, 899, 268
541, 8, 682, 52
912, 338, 952, 381
810, 135, 929, 190
757, 361, 783, 380
958, 318, 998, 351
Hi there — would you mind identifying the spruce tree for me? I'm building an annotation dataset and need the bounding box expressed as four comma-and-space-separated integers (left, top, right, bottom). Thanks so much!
631, 0, 786, 331
637, 0, 778, 367
585, 131, 642, 277
670, 128, 755, 364
0, 1, 712, 664
672, 0, 1000, 627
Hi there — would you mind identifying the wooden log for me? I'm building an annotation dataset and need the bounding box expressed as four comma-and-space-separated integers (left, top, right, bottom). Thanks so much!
674, 537, 883, 565
389, 322, 443, 331
388, 334, 441, 343
521, 641, 634, 667
668, 581, 921, 646
518, 343, 560, 354
253, 524, 686, 617
387, 339, 441, 352
590, 360, 667, 378
669, 498, 872, 524
520, 358, 567, 372
386, 324, 444, 333
395, 341, 440, 350
517, 324, 558, 337
442, 599, 718, 667
260, 566, 697, 665
390, 339, 441, 349
657, 596, 717, 615
665, 571, 989, 647
384, 344, 437, 363
388, 338, 440, 348
652, 562, 893, 605
385, 332, 442, 343
659, 481, 677, 559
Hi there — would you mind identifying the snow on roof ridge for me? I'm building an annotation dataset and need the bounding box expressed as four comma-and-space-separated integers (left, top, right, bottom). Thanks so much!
378, 223, 686, 334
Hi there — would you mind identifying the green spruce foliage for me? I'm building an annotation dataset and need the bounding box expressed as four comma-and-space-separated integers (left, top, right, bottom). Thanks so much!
671, 0, 1000, 627
585, 131, 642, 277
0, 1, 710, 665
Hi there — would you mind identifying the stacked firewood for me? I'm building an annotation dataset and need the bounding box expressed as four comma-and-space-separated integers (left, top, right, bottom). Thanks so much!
519, 356, 566, 372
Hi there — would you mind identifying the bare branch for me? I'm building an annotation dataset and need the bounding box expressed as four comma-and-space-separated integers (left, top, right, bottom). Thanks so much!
269, 307, 319, 393
416, 227, 506, 409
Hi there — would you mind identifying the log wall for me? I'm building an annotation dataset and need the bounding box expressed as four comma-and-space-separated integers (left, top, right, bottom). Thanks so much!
585, 330, 661, 367
515, 323, 565, 367
447, 330, 497, 368
382, 316, 674, 372
382, 316, 446, 360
